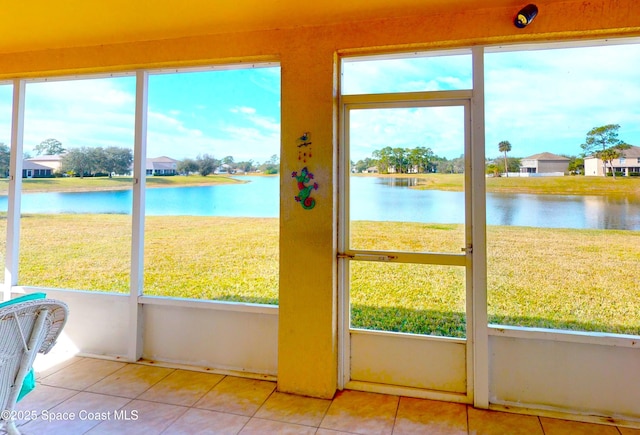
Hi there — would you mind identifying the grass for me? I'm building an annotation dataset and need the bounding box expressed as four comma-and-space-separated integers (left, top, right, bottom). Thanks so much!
357, 173, 640, 197
0, 174, 249, 195
7, 215, 640, 337
14, 215, 280, 304
4, 173, 639, 198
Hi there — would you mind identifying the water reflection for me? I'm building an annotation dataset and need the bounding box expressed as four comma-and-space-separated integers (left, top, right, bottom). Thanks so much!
2, 176, 639, 230
350, 177, 640, 231
375, 177, 420, 188
480, 193, 640, 230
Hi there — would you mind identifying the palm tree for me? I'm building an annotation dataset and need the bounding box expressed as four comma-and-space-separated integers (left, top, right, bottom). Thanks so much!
498, 140, 512, 177
599, 145, 630, 178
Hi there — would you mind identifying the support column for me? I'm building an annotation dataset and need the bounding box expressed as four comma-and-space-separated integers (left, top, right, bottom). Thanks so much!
278, 44, 338, 399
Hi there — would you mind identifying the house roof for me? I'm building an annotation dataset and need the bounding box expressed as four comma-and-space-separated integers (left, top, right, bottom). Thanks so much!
522, 152, 570, 161
620, 145, 640, 158
0, 0, 521, 55
148, 156, 178, 163
26, 155, 64, 162
22, 160, 51, 170
146, 156, 177, 171
584, 145, 640, 160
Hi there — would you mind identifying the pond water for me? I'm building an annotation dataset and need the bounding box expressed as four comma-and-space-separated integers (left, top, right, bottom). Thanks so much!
2, 175, 639, 230
351, 177, 640, 231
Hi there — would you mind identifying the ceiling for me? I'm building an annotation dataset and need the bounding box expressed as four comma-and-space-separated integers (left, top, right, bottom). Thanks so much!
0, 0, 524, 54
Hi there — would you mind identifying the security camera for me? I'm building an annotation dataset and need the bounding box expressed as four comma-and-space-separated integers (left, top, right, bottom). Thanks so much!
515, 4, 538, 28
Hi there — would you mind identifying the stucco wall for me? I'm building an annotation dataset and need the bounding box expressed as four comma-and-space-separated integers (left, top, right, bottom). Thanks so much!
1, 0, 639, 401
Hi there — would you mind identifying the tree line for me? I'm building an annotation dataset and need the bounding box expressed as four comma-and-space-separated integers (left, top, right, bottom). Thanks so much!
177, 154, 280, 176
2, 124, 630, 178
352, 124, 628, 177
0, 138, 281, 178
352, 146, 465, 174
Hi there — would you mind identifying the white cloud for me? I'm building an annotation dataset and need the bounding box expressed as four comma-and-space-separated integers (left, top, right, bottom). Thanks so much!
343, 43, 640, 160
144, 105, 279, 162
231, 106, 256, 115
342, 54, 472, 95
0, 77, 281, 163
148, 112, 203, 137
21, 78, 136, 150
484, 44, 640, 157
349, 106, 464, 161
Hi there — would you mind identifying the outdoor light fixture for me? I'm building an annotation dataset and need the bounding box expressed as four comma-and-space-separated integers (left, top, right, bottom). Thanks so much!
514, 4, 538, 28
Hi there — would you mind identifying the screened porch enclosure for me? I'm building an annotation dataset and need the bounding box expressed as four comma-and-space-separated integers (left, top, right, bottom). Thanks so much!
1, 0, 639, 429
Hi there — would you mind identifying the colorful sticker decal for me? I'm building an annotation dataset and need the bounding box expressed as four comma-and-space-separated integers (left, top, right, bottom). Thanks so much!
292, 167, 318, 210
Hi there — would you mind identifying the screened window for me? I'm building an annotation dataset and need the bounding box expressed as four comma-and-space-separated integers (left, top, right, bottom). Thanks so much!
0, 83, 12, 285
143, 65, 281, 303
342, 51, 472, 95
18, 76, 136, 292
485, 41, 640, 335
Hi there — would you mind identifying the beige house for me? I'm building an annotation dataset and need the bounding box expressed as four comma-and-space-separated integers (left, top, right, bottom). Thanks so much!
22, 160, 53, 178
146, 156, 178, 176
519, 152, 570, 174
584, 145, 640, 176
24, 154, 64, 173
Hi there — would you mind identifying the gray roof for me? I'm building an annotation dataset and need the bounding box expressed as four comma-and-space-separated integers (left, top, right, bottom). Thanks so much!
22, 160, 51, 170
620, 145, 640, 158
584, 145, 640, 159
146, 156, 177, 171
522, 152, 570, 161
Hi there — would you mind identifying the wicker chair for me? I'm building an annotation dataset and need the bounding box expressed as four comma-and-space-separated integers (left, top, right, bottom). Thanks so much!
0, 298, 68, 435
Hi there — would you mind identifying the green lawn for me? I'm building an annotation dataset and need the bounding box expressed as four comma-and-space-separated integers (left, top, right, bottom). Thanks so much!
0, 174, 249, 195
359, 173, 640, 197
8, 215, 640, 338
3, 173, 639, 197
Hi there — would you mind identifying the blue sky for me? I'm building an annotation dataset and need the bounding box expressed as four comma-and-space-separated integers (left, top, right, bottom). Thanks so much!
344, 42, 640, 161
0, 66, 281, 163
0, 40, 639, 163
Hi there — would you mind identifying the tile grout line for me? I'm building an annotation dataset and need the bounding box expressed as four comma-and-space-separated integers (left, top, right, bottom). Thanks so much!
318, 390, 336, 432
156, 403, 191, 435
77, 362, 174, 435
81, 396, 136, 435
157, 372, 234, 434
391, 395, 401, 435
36, 355, 86, 381
235, 378, 279, 433
129, 363, 176, 400
39, 358, 128, 393
16, 386, 85, 432
190, 373, 228, 409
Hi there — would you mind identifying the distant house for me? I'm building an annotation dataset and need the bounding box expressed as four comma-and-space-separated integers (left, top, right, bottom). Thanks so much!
22, 160, 53, 178
146, 156, 178, 176
519, 152, 570, 174
214, 164, 232, 174
25, 154, 64, 174
584, 145, 640, 176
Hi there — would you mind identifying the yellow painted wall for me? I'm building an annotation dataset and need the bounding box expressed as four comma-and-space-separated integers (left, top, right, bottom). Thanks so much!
0, 0, 638, 398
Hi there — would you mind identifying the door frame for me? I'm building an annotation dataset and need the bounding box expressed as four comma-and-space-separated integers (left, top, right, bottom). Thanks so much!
337, 86, 485, 404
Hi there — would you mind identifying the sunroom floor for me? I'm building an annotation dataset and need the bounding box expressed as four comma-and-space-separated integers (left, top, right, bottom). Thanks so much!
4, 354, 639, 434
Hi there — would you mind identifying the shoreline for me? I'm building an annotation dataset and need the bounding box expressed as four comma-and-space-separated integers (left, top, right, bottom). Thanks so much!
0, 174, 254, 196
0, 173, 638, 198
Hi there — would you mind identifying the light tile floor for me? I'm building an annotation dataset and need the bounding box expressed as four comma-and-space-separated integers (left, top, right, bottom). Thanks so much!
3, 357, 640, 434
